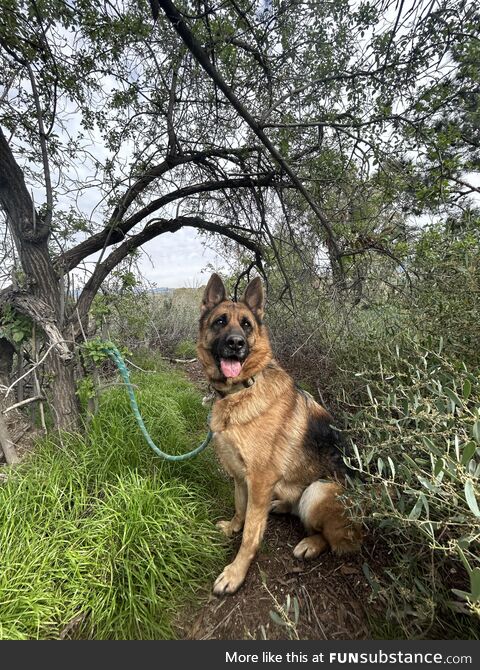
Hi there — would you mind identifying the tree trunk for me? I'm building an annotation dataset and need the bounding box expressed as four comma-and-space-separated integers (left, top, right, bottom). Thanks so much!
1, 127, 80, 431
48, 351, 80, 430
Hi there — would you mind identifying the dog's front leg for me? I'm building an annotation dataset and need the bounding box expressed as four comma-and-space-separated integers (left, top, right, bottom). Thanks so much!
213, 475, 275, 596
216, 477, 247, 538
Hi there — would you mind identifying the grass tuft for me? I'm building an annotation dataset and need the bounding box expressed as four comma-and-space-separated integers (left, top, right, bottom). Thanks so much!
0, 368, 229, 639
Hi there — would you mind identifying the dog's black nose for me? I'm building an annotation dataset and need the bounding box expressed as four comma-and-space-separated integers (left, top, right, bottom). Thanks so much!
226, 334, 245, 351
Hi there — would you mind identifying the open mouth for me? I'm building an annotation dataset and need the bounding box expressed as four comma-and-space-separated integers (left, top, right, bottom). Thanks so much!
219, 358, 243, 379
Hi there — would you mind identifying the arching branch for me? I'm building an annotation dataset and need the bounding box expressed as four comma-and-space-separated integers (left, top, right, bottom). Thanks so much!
59, 172, 283, 272
72, 215, 264, 328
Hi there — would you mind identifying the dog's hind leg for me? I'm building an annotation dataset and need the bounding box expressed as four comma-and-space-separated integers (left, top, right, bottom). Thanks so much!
217, 477, 247, 538
270, 499, 291, 514
294, 481, 362, 560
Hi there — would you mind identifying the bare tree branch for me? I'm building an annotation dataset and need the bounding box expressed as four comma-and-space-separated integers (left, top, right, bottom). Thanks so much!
27, 64, 53, 229
73, 215, 264, 324
157, 0, 343, 273
60, 171, 283, 272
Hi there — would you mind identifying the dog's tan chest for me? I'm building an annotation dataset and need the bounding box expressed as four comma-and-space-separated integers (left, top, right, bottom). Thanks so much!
213, 430, 247, 478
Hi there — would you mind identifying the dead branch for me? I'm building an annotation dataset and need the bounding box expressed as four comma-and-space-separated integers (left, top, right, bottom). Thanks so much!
2, 395, 44, 414
3, 342, 57, 398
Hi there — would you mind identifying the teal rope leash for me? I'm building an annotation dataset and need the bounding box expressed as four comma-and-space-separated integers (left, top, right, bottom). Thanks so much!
102, 345, 213, 461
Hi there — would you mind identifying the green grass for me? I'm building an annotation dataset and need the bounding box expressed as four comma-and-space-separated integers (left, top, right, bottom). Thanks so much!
0, 367, 230, 639
174, 339, 197, 359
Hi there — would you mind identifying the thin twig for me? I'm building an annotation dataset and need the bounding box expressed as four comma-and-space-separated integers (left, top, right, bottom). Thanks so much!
199, 603, 240, 640
4, 343, 56, 398
123, 358, 151, 372
76, 307, 88, 343
159, 356, 197, 364
2, 395, 44, 414
27, 64, 53, 228
32, 324, 46, 431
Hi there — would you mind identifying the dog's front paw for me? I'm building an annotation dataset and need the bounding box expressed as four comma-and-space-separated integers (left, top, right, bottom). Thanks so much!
216, 518, 243, 538
213, 563, 246, 596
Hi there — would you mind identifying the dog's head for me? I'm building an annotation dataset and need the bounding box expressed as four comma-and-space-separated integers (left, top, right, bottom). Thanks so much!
197, 273, 272, 384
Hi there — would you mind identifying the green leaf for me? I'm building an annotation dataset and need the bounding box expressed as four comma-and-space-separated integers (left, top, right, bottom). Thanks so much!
292, 596, 300, 624
352, 442, 363, 471
418, 476, 435, 492
409, 496, 423, 520
269, 611, 287, 627
463, 379, 472, 400
451, 588, 471, 602
445, 388, 462, 408
470, 568, 480, 602
461, 441, 477, 466
434, 458, 444, 477
422, 436, 437, 453
464, 480, 480, 518
473, 421, 480, 445
455, 434, 461, 461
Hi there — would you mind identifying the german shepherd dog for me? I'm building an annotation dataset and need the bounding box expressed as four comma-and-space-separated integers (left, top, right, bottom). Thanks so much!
197, 273, 362, 596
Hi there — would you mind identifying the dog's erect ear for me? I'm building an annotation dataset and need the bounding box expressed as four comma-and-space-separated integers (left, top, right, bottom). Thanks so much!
201, 273, 227, 314
241, 276, 264, 318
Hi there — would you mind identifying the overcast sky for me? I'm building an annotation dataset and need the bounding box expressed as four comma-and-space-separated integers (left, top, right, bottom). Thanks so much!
131, 228, 225, 288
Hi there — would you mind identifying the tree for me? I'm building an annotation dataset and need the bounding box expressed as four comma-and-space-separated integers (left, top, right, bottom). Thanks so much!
0, 0, 290, 429
157, 0, 479, 289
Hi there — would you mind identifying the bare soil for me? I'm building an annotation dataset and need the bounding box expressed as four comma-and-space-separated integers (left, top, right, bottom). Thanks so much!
177, 514, 384, 640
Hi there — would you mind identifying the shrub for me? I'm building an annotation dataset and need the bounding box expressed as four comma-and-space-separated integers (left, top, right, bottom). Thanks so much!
344, 339, 480, 638
104, 289, 201, 356
251, 217, 480, 638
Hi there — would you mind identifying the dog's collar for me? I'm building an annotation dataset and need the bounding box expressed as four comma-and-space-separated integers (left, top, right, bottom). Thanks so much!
210, 376, 256, 399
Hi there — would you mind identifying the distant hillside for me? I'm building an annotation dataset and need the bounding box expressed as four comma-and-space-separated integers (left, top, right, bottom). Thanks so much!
149, 287, 172, 294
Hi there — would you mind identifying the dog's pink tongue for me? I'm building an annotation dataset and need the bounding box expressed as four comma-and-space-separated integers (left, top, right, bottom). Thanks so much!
220, 359, 242, 378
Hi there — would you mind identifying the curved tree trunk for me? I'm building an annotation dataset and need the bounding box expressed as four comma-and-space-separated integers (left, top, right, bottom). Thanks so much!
0, 127, 80, 432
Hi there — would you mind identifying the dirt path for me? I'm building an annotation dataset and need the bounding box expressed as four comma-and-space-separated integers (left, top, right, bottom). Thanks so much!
175, 361, 380, 640
179, 515, 376, 640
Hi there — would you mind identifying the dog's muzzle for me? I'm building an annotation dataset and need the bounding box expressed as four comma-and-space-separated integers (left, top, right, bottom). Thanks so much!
215, 331, 249, 378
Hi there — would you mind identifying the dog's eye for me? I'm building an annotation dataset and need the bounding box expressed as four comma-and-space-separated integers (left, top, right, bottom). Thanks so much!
213, 315, 227, 327
241, 318, 252, 331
